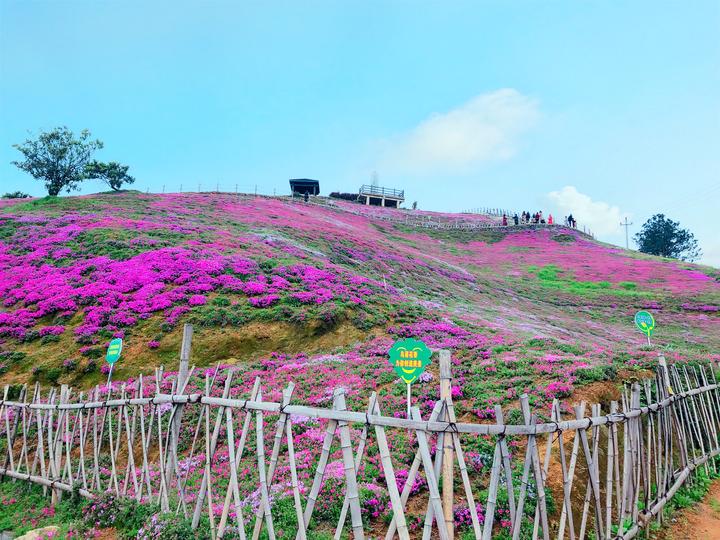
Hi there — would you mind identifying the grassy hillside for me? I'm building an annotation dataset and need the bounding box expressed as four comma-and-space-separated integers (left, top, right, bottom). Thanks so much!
0, 192, 718, 417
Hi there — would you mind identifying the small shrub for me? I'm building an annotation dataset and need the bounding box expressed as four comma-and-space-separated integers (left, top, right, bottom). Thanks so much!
0, 351, 26, 365
46, 367, 61, 385
6, 384, 24, 400
575, 364, 617, 383
81, 347, 103, 359
63, 358, 78, 372
84, 359, 98, 373
618, 281, 637, 290
138, 512, 209, 539
552, 233, 575, 243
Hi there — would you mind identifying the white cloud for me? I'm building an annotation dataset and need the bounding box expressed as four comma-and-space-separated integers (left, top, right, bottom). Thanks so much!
380, 89, 539, 173
700, 242, 720, 269
547, 186, 628, 237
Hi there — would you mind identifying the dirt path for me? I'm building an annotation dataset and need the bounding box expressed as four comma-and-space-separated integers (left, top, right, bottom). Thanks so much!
658, 479, 720, 539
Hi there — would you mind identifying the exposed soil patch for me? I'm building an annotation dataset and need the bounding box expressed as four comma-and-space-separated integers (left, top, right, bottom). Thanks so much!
655, 479, 720, 539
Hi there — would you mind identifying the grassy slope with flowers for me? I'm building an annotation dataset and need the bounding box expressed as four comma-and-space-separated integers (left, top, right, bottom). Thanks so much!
1, 191, 719, 537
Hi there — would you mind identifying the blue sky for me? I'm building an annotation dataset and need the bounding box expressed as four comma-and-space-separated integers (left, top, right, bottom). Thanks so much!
1, 1, 719, 265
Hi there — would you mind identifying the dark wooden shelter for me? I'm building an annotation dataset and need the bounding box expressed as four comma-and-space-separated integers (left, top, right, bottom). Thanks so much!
289, 179, 320, 196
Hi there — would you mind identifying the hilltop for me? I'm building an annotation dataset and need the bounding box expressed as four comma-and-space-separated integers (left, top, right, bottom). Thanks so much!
0, 192, 718, 417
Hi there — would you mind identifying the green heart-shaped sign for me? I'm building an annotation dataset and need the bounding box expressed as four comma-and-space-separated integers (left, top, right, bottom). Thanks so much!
106, 338, 123, 364
388, 338, 432, 384
634, 311, 655, 337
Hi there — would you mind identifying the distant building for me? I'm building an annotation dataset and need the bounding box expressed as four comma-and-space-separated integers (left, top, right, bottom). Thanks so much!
359, 184, 404, 208
289, 179, 320, 196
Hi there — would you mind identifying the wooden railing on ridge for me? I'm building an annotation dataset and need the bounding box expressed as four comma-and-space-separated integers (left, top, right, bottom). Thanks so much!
0, 327, 716, 539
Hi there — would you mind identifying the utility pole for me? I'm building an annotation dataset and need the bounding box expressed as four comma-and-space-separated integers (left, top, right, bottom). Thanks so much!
620, 217, 633, 249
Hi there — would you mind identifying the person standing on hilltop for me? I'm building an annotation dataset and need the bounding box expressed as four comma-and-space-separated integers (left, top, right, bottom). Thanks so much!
513, 213, 519, 225
548, 214, 554, 225
502, 213, 508, 226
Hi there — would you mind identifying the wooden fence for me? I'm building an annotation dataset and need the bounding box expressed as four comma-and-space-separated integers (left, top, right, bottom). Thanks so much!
0, 346, 718, 539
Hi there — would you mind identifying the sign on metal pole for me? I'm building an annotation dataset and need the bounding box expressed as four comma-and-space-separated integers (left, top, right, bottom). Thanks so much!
105, 337, 123, 385
634, 311, 655, 346
388, 338, 432, 418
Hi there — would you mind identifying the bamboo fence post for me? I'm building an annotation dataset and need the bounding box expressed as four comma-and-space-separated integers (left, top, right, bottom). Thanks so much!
191, 370, 235, 529
557, 402, 585, 540
252, 382, 296, 540
521, 396, 550, 540
445, 395, 481, 539
422, 399, 447, 540
482, 422, 503, 540
113, 385, 124, 470
374, 402, 410, 540
2, 385, 26, 480
580, 403, 604, 540
439, 350, 455, 540
335, 393, 378, 540
20, 386, 31, 477
532, 399, 557, 540
385, 401, 443, 540
494, 406, 517, 529
285, 415, 307, 540
695, 367, 718, 448
298, 406, 339, 538
203, 375, 218, 538
220, 407, 247, 540
75, 391, 89, 490
167, 323, 193, 486
155, 369, 170, 511
577, 403, 602, 540
618, 393, 632, 537
511, 412, 536, 540
255, 388, 275, 540
335, 390, 365, 539
90, 386, 101, 492
411, 406, 450, 540
121, 385, 139, 497
46, 388, 56, 502
61, 387, 74, 487
2, 387, 14, 481
605, 401, 617, 538
218, 378, 261, 532
698, 367, 719, 460
33, 386, 47, 494
137, 376, 155, 501
684, 366, 712, 475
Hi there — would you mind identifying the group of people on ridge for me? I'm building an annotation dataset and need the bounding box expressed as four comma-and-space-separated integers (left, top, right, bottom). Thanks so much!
501, 211, 577, 228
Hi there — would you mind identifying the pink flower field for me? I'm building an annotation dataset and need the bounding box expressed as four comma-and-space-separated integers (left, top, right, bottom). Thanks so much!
0, 191, 718, 403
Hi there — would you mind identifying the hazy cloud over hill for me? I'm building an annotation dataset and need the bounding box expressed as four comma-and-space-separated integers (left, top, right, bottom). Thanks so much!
548, 186, 627, 237
381, 89, 540, 174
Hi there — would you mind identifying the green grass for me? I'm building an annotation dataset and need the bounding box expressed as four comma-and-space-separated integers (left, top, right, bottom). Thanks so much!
527, 264, 652, 298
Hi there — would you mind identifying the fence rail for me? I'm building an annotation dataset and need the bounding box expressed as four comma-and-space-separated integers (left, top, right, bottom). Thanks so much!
0, 338, 715, 539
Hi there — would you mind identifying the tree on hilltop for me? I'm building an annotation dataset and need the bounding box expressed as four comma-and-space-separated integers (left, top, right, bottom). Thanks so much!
634, 214, 701, 262
84, 160, 135, 191
11, 127, 103, 196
